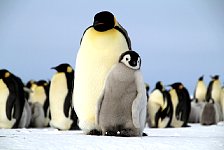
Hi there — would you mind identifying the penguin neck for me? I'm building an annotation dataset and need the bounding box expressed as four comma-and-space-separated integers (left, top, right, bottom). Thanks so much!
81, 27, 128, 51
112, 63, 135, 82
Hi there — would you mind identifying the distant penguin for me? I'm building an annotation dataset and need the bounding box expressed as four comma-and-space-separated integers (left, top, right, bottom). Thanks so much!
30, 102, 46, 128
18, 100, 32, 128
206, 75, 222, 121
148, 81, 173, 128
96, 51, 147, 137
206, 75, 222, 104
189, 101, 205, 123
145, 83, 150, 100
200, 99, 220, 125
189, 76, 207, 123
169, 82, 191, 127
220, 86, 224, 120
30, 80, 50, 127
73, 11, 132, 135
193, 75, 207, 102
49, 63, 79, 130
0, 69, 25, 128
25, 80, 37, 101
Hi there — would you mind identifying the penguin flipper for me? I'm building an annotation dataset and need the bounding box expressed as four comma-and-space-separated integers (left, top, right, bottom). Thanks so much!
132, 71, 147, 129
6, 93, 16, 120
64, 92, 72, 118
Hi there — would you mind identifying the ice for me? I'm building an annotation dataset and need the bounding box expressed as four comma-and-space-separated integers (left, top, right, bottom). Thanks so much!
1, 123, 224, 150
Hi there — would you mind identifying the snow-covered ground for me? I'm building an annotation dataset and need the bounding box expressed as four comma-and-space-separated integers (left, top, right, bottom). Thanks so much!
1, 122, 224, 150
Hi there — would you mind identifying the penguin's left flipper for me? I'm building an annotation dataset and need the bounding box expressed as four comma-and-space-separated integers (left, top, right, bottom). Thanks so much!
132, 71, 147, 128
6, 93, 16, 120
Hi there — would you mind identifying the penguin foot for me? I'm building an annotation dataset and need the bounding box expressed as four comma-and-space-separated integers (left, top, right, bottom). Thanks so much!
105, 131, 117, 136
117, 129, 133, 137
87, 129, 102, 136
142, 132, 148, 136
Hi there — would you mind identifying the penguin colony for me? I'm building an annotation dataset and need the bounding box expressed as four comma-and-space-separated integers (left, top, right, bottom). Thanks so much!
0, 11, 224, 137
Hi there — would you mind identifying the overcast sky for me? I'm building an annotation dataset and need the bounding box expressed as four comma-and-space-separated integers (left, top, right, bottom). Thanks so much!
0, 0, 223, 94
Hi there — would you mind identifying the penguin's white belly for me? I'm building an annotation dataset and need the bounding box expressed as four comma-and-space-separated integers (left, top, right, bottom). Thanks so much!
50, 73, 72, 130
148, 90, 163, 127
195, 84, 206, 102
73, 28, 129, 131
29, 87, 46, 106
0, 79, 16, 128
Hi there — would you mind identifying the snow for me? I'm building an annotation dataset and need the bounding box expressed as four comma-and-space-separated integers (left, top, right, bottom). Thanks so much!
1, 123, 224, 150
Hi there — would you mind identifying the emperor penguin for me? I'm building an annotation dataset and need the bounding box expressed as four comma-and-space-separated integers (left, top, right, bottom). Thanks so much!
96, 51, 147, 137
25, 80, 37, 101
206, 75, 222, 104
220, 86, 224, 121
189, 75, 207, 123
148, 81, 173, 128
206, 75, 222, 121
193, 75, 207, 102
0, 69, 25, 128
73, 11, 132, 135
30, 80, 50, 127
169, 82, 191, 127
49, 63, 79, 130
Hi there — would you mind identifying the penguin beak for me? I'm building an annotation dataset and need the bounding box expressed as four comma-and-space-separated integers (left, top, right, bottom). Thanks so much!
23, 87, 33, 93
93, 21, 105, 27
51, 67, 56, 70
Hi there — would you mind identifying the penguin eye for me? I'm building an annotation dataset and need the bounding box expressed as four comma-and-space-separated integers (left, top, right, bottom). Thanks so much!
126, 58, 129, 61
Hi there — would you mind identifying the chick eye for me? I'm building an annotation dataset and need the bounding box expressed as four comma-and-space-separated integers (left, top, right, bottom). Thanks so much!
126, 58, 129, 61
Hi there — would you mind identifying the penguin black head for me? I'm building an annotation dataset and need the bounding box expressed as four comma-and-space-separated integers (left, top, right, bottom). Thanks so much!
198, 75, 204, 81
119, 51, 141, 70
36, 80, 48, 87
93, 11, 115, 32
169, 82, 184, 90
51, 63, 74, 73
0, 69, 11, 79
155, 81, 164, 91
26, 80, 36, 89
211, 75, 219, 80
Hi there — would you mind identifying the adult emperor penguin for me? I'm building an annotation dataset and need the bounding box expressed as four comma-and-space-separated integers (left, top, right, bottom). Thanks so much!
189, 76, 207, 123
0, 69, 25, 128
169, 82, 191, 127
96, 51, 147, 137
220, 86, 224, 121
148, 81, 173, 128
205, 75, 222, 121
30, 80, 50, 127
73, 11, 132, 135
206, 75, 222, 104
193, 75, 207, 102
49, 63, 79, 130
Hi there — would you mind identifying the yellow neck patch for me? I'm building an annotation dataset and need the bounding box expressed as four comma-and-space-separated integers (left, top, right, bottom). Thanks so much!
67, 66, 73, 73
4, 72, 10, 78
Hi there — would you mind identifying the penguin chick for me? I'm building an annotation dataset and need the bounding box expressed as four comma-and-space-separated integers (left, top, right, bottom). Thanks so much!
188, 101, 205, 123
148, 81, 173, 128
96, 51, 147, 137
200, 99, 220, 125
18, 100, 32, 128
73, 11, 132, 135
